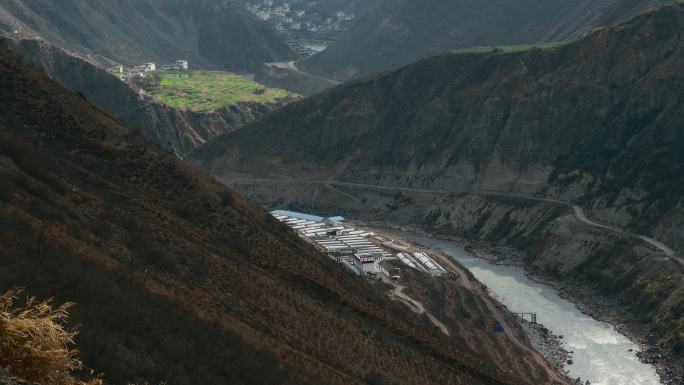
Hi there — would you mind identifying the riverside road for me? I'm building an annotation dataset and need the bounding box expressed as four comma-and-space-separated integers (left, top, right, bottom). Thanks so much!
230, 177, 681, 266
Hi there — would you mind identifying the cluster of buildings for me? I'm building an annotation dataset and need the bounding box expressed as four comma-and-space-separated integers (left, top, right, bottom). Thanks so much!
271, 210, 448, 279
107, 60, 189, 80
245, 1, 356, 56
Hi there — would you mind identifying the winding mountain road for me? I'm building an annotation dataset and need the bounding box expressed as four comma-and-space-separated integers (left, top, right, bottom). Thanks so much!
570, 205, 676, 258
388, 283, 451, 336
232, 177, 681, 265
264, 61, 342, 85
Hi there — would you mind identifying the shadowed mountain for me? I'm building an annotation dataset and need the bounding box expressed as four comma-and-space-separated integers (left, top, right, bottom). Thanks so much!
0, 0, 295, 72
299, 0, 671, 81
0, 43, 558, 385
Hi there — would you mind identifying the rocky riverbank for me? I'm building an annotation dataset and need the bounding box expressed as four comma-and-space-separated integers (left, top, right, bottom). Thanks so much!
466, 241, 683, 385
553, 282, 682, 385
364, 222, 682, 385
520, 321, 569, 374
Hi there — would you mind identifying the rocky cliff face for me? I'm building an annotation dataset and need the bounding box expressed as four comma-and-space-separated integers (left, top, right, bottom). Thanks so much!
0, 44, 553, 385
5, 39, 275, 155
0, 0, 295, 72
299, 0, 671, 81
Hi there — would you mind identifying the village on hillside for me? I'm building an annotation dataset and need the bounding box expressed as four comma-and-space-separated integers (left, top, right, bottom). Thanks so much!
106, 59, 295, 111
107, 59, 189, 81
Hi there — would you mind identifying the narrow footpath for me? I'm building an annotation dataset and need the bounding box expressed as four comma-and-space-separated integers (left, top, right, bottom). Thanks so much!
381, 275, 451, 336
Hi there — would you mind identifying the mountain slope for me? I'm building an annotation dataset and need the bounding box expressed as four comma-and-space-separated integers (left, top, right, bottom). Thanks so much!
191, 3, 684, 362
194, 3, 684, 228
299, 0, 671, 81
0, 45, 554, 385
0, 0, 295, 72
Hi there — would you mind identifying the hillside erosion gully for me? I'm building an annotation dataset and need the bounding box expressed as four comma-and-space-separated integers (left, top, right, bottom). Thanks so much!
230, 177, 680, 265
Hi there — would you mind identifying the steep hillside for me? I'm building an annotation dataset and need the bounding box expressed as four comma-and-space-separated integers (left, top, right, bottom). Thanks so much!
0, 46, 557, 385
191, 3, 684, 366
0, 0, 295, 72
4, 39, 278, 155
194, 3, 684, 247
299, 0, 671, 81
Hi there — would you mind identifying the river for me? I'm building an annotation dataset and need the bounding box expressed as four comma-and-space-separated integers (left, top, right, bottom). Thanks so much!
393, 230, 663, 385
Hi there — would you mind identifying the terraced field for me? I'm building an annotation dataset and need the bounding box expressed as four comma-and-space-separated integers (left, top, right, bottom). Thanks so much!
145, 70, 294, 111
451, 42, 564, 54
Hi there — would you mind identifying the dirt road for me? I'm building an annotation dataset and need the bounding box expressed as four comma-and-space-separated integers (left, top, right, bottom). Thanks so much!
233, 177, 681, 265
380, 273, 451, 336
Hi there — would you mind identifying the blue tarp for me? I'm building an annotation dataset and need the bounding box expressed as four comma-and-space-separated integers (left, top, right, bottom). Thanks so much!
271, 210, 345, 223
271, 210, 325, 222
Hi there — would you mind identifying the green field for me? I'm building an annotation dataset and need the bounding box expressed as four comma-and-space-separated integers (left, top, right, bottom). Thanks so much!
451, 42, 565, 54
144, 71, 294, 112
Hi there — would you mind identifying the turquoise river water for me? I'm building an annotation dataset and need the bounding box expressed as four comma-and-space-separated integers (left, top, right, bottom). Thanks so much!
394, 230, 662, 385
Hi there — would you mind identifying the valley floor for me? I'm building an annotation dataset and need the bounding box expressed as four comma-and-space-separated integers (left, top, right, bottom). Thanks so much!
374, 224, 682, 385
222, 177, 683, 385
273, 210, 571, 384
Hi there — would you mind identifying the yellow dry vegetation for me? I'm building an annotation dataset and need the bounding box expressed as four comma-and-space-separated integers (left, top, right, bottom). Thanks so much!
0, 290, 102, 385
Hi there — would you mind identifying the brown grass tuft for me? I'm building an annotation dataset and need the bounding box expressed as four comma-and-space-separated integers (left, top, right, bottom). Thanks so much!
0, 289, 102, 385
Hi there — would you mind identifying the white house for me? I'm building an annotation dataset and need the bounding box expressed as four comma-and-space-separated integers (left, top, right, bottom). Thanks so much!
127, 68, 146, 79
352, 253, 378, 275
108, 65, 124, 74
174, 60, 189, 70
143, 63, 157, 72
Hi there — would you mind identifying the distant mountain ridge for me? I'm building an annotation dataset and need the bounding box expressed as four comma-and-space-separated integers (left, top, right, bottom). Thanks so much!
0, 0, 295, 72
194, 3, 684, 220
300, 0, 672, 81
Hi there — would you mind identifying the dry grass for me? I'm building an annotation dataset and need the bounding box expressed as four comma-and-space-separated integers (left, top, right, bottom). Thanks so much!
0, 289, 102, 385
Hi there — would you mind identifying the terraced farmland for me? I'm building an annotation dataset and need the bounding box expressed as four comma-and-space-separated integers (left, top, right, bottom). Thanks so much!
450, 42, 565, 55
144, 71, 295, 111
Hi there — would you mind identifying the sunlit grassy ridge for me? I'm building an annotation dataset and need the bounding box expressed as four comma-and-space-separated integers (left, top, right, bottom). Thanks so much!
451, 41, 565, 54
0, 290, 102, 385
145, 70, 294, 112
